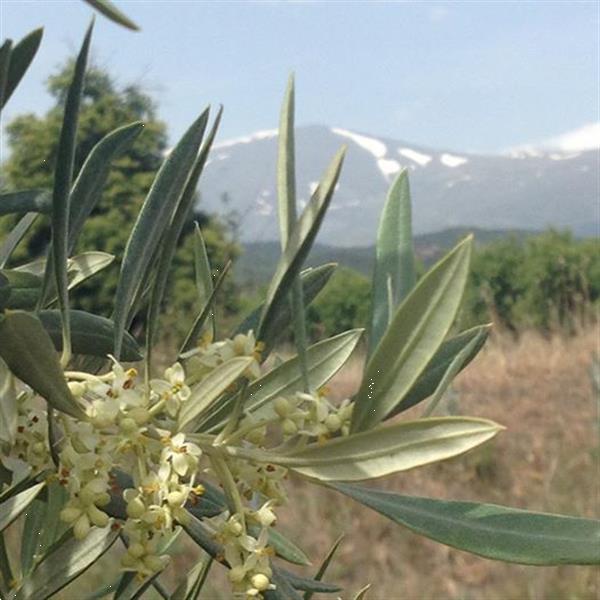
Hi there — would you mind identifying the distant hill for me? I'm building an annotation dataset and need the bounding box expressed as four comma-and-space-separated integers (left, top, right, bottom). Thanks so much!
198, 124, 598, 247
235, 227, 537, 285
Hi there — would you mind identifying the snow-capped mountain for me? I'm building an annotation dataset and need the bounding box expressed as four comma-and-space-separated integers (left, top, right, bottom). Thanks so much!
197, 125, 598, 246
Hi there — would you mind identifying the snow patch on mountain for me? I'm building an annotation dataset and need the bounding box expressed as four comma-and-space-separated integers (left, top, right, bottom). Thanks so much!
377, 158, 401, 179
215, 129, 278, 149
440, 153, 468, 167
331, 128, 387, 158
398, 148, 432, 166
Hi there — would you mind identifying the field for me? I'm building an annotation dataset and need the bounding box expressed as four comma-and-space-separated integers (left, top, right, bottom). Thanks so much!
57, 328, 599, 599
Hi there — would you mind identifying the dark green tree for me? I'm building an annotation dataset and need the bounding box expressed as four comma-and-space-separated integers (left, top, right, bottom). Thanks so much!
1, 60, 239, 329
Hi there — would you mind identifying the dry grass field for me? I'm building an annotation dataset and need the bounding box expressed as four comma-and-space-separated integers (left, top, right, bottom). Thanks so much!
57, 328, 599, 599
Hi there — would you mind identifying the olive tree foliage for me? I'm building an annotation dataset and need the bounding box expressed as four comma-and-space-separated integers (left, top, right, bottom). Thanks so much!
1, 60, 239, 324
0, 4, 597, 600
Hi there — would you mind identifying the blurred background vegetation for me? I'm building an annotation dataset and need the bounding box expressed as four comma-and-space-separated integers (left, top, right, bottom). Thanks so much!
1, 60, 598, 346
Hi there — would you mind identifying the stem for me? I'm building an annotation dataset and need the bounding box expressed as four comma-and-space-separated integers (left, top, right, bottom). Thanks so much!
222, 416, 279, 446
209, 453, 245, 525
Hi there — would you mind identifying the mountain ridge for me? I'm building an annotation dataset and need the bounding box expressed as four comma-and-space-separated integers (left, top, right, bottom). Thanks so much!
197, 124, 597, 246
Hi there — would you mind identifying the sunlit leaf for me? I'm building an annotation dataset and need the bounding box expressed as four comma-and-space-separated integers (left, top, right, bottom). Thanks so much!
198, 329, 362, 433
258, 148, 345, 345
15, 526, 118, 600
370, 169, 415, 355
352, 236, 473, 432
235, 263, 336, 351
179, 357, 254, 431
113, 109, 210, 358
171, 556, 212, 600
332, 484, 600, 565
388, 324, 491, 417
228, 417, 502, 482
193, 222, 215, 339
0, 482, 44, 532
0, 358, 17, 445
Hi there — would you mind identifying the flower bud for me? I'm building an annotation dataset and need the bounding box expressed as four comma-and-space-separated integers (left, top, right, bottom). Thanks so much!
228, 565, 246, 583
128, 407, 151, 425
71, 435, 90, 454
282, 418, 298, 436
87, 504, 109, 528
128, 542, 145, 559
126, 497, 146, 519
273, 397, 291, 418
167, 490, 185, 507
143, 554, 168, 573
60, 507, 81, 523
73, 514, 91, 540
121, 553, 137, 568
246, 426, 266, 446
251, 573, 271, 592
95, 492, 111, 507
119, 417, 138, 434
324, 414, 342, 433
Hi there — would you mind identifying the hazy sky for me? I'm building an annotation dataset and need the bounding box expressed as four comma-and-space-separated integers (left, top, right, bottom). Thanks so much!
1, 1, 598, 154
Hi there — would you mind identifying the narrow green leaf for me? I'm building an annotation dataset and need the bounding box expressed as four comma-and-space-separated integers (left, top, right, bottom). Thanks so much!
197, 329, 362, 433
422, 328, 488, 417
352, 236, 473, 432
248, 525, 310, 566
38, 309, 141, 362
0, 269, 40, 309
113, 109, 210, 359
370, 169, 415, 355
275, 567, 340, 595
0, 190, 51, 215
277, 79, 310, 392
68, 122, 144, 253
0, 311, 84, 418
0, 532, 14, 594
178, 356, 254, 431
0, 212, 38, 268
389, 324, 491, 417
0, 482, 44, 532
2, 28, 43, 108
277, 74, 297, 246
145, 108, 214, 359
180, 260, 231, 355
193, 222, 215, 337
332, 484, 600, 566
49, 21, 93, 366
15, 526, 118, 600
258, 148, 345, 345
304, 534, 344, 600
227, 417, 502, 482
20, 497, 47, 575
234, 263, 336, 349
0, 358, 17, 445
83, 0, 140, 30
0, 40, 11, 112
0, 273, 10, 311
171, 556, 213, 600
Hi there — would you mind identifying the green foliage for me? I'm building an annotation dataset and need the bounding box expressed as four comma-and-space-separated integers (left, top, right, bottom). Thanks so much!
1, 60, 239, 326
0, 14, 597, 600
307, 267, 370, 338
465, 230, 600, 331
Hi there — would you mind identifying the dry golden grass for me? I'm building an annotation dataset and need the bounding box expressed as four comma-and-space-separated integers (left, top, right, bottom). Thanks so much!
271, 328, 600, 600
56, 329, 599, 599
